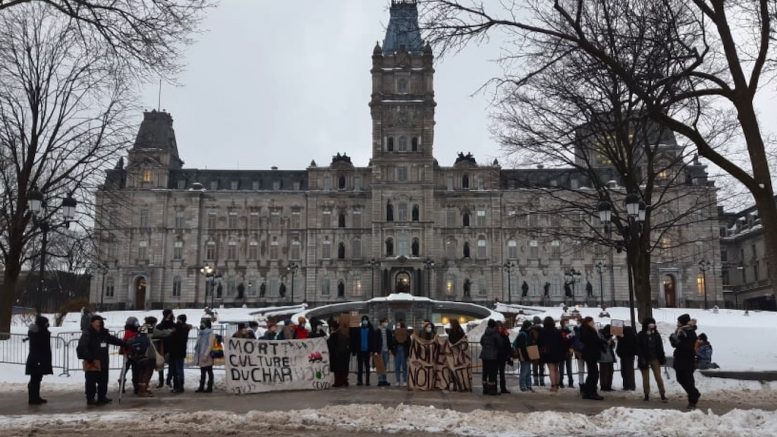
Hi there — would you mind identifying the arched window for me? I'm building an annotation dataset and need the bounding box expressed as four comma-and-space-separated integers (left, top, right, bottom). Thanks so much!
337, 280, 345, 297
338, 175, 346, 189
463, 242, 471, 258
387, 137, 394, 151
337, 242, 346, 259
386, 201, 394, 222
463, 213, 470, 227
411, 238, 420, 257
385, 238, 394, 256
412, 205, 419, 221
411, 137, 418, 151
399, 136, 408, 152
338, 213, 346, 228
462, 175, 470, 189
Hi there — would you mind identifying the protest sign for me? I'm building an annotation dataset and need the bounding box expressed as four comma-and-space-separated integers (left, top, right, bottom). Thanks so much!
408, 335, 472, 392
611, 319, 625, 337
224, 337, 333, 394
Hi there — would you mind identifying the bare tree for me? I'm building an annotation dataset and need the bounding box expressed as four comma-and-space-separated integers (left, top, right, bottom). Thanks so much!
421, 0, 777, 306
0, 5, 137, 333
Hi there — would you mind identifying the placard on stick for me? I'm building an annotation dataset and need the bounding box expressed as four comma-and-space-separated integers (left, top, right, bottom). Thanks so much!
611, 319, 625, 337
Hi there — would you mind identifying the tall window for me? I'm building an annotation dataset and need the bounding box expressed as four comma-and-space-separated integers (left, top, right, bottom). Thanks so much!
139, 209, 150, 228
463, 242, 471, 258
508, 240, 518, 259
270, 209, 281, 228
397, 78, 408, 93
320, 277, 330, 295
397, 166, 408, 181
447, 209, 457, 227
205, 241, 216, 260
250, 212, 260, 229
173, 240, 183, 260
338, 213, 346, 228
446, 275, 456, 296
270, 237, 279, 259
386, 202, 394, 222
385, 238, 394, 256
551, 240, 561, 258
398, 203, 408, 221
337, 242, 346, 259
445, 237, 456, 259
207, 212, 217, 229
291, 239, 301, 260
476, 210, 486, 227
529, 240, 539, 259
352, 274, 363, 296
387, 137, 394, 151
228, 241, 238, 260
291, 210, 301, 228
228, 212, 238, 228
412, 205, 420, 221
248, 241, 258, 260
398, 136, 408, 152
142, 170, 152, 183
412, 238, 420, 257
337, 281, 345, 297
172, 276, 182, 297
175, 211, 185, 228
322, 238, 331, 259
477, 238, 487, 258
138, 241, 148, 260
351, 238, 361, 259
397, 235, 409, 256
352, 210, 362, 228
104, 277, 115, 297
338, 175, 346, 190
462, 175, 469, 189
411, 137, 418, 151
322, 210, 331, 228
462, 213, 470, 227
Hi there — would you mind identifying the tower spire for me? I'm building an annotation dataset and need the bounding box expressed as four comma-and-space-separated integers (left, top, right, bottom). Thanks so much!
382, 0, 423, 54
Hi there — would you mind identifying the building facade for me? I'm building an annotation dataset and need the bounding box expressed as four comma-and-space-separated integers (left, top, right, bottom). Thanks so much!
91, 0, 722, 311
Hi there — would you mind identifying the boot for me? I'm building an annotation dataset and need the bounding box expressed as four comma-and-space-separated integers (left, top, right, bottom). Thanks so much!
644, 394, 649, 401
205, 380, 213, 393
660, 394, 668, 403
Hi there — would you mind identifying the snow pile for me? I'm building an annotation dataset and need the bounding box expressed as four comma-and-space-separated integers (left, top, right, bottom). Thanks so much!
2, 404, 777, 436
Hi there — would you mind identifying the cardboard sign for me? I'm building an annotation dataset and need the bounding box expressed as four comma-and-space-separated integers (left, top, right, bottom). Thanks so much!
408, 336, 472, 392
526, 345, 540, 361
348, 311, 361, 328
611, 319, 625, 337
224, 337, 333, 394
373, 354, 386, 375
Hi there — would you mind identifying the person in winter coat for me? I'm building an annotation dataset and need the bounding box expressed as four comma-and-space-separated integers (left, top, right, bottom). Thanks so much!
529, 316, 545, 387
598, 325, 617, 391
294, 316, 310, 339
496, 321, 513, 394
26, 316, 52, 405
479, 319, 501, 395
126, 324, 154, 397
637, 317, 667, 402
537, 316, 564, 392
168, 315, 191, 393
246, 321, 259, 339
393, 322, 410, 386
80, 307, 92, 332
277, 319, 296, 340
376, 318, 394, 386
670, 314, 701, 410
309, 318, 327, 338
447, 319, 466, 345
350, 315, 379, 386
616, 326, 638, 391
418, 320, 435, 340
512, 320, 534, 392
579, 317, 604, 400
328, 320, 351, 387
570, 322, 586, 390
261, 322, 279, 340
695, 333, 716, 369
155, 309, 176, 388
76, 315, 126, 405
119, 317, 140, 394
193, 318, 215, 393
558, 318, 574, 389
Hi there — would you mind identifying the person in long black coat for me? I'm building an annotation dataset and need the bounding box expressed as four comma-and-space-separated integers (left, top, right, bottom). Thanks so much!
636, 317, 667, 402
579, 316, 604, 400
76, 315, 125, 405
26, 316, 53, 405
670, 313, 701, 410
616, 326, 638, 391
479, 319, 501, 395
496, 321, 513, 394
327, 320, 351, 387
537, 316, 565, 391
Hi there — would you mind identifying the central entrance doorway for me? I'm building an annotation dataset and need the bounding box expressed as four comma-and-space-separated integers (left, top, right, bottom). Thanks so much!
134, 277, 147, 310
663, 274, 676, 308
395, 271, 411, 293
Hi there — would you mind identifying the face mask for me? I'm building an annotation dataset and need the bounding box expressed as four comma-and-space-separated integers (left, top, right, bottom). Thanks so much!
362, 321, 368, 327
381, 323, 388, 328
648, 324, 656, 330
425, 327, 433, 333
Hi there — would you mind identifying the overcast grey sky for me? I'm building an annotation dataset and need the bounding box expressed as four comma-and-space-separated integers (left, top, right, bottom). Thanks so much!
139, 0, 504, 171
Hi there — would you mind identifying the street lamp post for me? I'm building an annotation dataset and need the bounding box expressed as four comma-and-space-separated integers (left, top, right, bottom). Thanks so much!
368, 258, 381, 299
423, 257, 435, 298
200, 264, 221, 308
287, 262, 299, 304
27, 187, 77, 314
595, 261, 606, 308
503, 261, 514, 304
699, 259, 710, 310
98, 262, 108, 312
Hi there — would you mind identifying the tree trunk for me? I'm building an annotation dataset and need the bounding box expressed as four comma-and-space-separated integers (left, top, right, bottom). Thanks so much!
634, 249, 653, 324
753, 190, 777, 302
0, 258, 22, 336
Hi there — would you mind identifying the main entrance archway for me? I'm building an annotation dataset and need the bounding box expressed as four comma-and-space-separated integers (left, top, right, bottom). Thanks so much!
663, 274, 676, 308
395, 271, 411, 293
134, 277, 147, 310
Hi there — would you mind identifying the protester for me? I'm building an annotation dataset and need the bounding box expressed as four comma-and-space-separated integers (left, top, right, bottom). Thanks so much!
393, 321, 410, 386
636, 317, 667, 402
247, 321, 259, 339
155, 309, 176, 388
80, 306, 93, 332
376, 318, 394, 387
447, 319, 466, 345
119, 316, 140, 394
295, 316, 310, 339
513, 320, 534, 392
580, 316, 604, 400
126, 323, 154, 397
261, 322, 279, 340
480, 319, 501, 395
169, 314, 191, 393
529, 316, 545, 386
670, 314, 701, 410
309, 318, 327, 338
598, 325, 617, 392
695, 333, 717, 369
26, 316, 52, 405
327, 320, 351, 387
558, 318, 574, 389
616, 326, 638, 391
418, 320, 435, 340
570, 321, 586, 391
278, 319, 296, 340
538, 316, 564, 392
76, 315, 126, 405
496, 321, 513, 394
193, 318, 215, 393
350, 315, 378, 386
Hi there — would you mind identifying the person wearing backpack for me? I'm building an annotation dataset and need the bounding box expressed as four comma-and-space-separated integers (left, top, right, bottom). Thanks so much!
529, 316, 545, 386
193, 318, 215, 393
616, 326, 638, 391
119, 317, 140, 394
558, 318, 574, 389
127, 324, 154, 397
570, 323, 586, 391
513, 320, 534, 392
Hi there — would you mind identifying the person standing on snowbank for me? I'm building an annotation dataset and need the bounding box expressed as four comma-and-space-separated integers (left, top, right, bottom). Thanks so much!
670, 314, 701, 410
26, 316, 52, 405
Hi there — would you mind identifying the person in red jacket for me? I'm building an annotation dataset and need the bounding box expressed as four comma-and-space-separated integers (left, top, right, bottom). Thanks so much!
294, 316, 309, 339
119, 317, 140, 394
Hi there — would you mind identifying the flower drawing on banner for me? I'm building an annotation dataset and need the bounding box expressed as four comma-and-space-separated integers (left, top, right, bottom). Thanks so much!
308, 351, 323, 363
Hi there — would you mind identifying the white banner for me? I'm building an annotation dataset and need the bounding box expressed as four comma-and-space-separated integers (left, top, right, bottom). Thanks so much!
224, 337, 333, 394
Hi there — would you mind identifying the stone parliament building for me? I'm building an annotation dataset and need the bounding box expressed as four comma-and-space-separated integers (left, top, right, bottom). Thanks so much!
91, 0, 722, 311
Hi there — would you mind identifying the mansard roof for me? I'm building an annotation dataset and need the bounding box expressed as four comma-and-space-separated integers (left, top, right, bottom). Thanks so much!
382, 0, 424, 54
134, 110, 181, 159
168, 169, 308, 191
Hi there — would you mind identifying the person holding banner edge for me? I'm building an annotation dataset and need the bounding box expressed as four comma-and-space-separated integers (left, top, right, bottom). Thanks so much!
350, 315, 379, 386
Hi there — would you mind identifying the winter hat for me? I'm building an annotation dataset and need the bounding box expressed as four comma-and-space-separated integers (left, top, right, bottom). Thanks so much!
361, 315, 370, 322
642, 317, 656, 326
532, 316, 542, 325
125, 316, 139, 327
177, 314, 187, 323
677, 314, 691, 325
90, 315, 104, 323
35, 316, 49, 328
487, 319, 497, 328
237, 322, 247, 330
162, 309, 173, 318
698, 333, 708, 342
522, 320, 533, 330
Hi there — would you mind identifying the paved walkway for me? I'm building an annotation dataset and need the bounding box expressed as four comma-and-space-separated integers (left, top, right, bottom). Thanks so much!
2, 383, 775, 417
